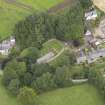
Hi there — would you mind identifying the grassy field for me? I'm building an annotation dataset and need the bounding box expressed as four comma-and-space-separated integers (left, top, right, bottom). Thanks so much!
40, 39, 64, 56
0, 77, 21, 105
18, 0, 63, 10
39, 84, 105, 105
49, 49, 67, 67
0, 0, 63, 40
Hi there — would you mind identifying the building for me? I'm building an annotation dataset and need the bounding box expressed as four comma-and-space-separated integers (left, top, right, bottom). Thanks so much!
77, 56, 87, 64
77, 48, 105, 64
76, 50, 86, 64
85, 10, 98, 20
85, 30, 93, 42
0, 36, 15, 55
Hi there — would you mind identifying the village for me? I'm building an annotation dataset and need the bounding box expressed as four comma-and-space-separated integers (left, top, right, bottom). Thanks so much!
0, 7, 105, 66
36, 7, 105, 65
1, 1, 105, 105
77, 8, 105, 64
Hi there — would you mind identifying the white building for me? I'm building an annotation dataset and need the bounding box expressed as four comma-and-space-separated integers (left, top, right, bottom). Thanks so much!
85, 10, 98, 20
85, 30, 94, 42
0, 36, 15, 55
85, 30, 92, 36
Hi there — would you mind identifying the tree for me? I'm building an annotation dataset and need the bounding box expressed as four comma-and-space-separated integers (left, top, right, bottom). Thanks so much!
31, 63, 54, 78
3, 59, 26, 88
3, 66, 18, 86
18, 87, 37, 105
53, 51, 76, 67
23, 72, 32, 86
14, 1, 84, 50
88, 68, 105, 96
8, 79, 21, 95
14, 13, 46, 50
31, 72, 56, 92
9, 47, 20, 59
79, 0, 93, 10
20, 47, 39, 63
55, 66, 72, 87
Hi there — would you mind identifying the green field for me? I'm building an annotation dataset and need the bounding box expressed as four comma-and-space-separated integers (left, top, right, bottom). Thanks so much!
0, 0, 63, 40
0, 75, 104, 105
0, 77, 21, 105
49, 49, 67, 66
39, 84, 105, 105
40, 39, 64, 56
18, 0, 63, 10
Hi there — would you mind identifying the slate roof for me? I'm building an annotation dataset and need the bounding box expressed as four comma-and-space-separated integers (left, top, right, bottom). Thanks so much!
77, 48, 105, 64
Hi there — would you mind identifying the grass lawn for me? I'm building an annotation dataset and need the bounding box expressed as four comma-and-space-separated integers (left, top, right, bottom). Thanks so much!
49, 49, 67, 67
0, 0, 30, 40
18, 0, 63, 10
0, 77, 21, 105
0, 0, 63, 40
39, 84, 105, 105
40, 39, 64, 56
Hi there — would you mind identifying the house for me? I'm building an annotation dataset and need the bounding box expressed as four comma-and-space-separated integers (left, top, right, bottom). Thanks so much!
10, 36, 15, 45
0, 36, 15, 55
85, 30, 92, 36
37, 52, 55, 64
95, 41, 101, 46
77, 48, 105, 64
85, 30, 93, 42
76, 50, 86, 64
100, 20, 105, 38
77, 56, 86, 64
85, 10, 98, 20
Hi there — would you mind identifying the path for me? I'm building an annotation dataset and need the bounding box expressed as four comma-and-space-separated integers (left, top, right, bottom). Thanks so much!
48, 0, 74, 13
4, 0, 34, 11
46, 47, 65, 63
46, 44, 78, 63
43, 39, 56, 45
4, 0, 73, 13
72, 79, 88, 83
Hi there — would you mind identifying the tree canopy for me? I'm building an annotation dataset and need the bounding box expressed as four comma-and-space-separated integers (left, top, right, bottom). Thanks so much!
14, 0, 84, 50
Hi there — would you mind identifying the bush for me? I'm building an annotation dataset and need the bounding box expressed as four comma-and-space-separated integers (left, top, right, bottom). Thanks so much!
18, 87, 38, 105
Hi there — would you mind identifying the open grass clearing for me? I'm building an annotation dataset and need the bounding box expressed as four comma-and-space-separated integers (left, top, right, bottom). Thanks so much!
0, 77, 21, 105
0, 0, 30, 40
0, 0, 63, 40
40, 39, 64, 56
49, 49, 67, 67
49, 45, 76, 67
39, 84, 105, 105
18, 0, 63, 11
